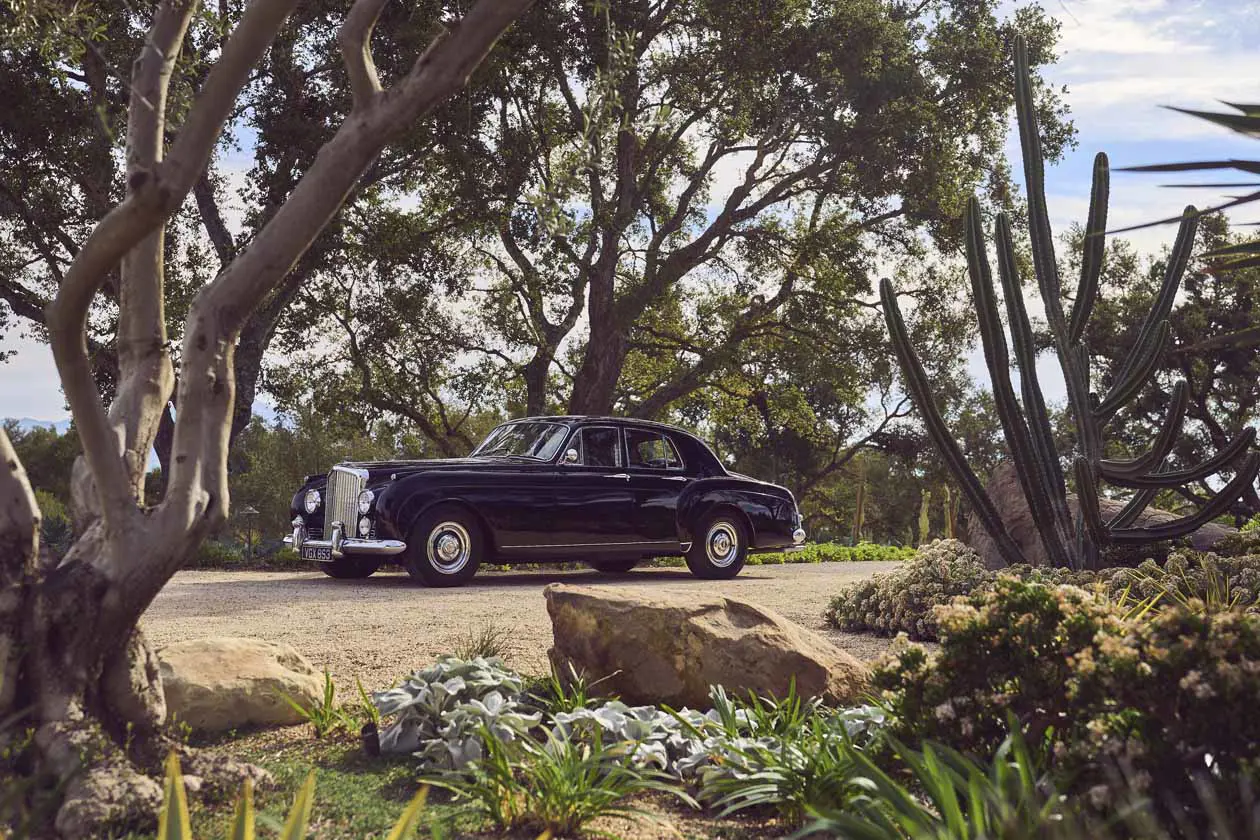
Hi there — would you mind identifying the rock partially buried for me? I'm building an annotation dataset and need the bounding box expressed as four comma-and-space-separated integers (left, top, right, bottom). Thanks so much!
544, 584, 869, 709
157, 638, 323, 732
968, 462, 1236, 569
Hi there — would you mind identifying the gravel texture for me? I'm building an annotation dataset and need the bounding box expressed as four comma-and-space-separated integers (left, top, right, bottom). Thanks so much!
141, 562, 903, 692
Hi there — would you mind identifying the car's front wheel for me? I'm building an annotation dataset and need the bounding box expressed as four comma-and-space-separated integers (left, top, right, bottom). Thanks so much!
587, 557, 639, 574
405, 504, 484, 587
319, 556, 381, 579
685, 511, 748, 579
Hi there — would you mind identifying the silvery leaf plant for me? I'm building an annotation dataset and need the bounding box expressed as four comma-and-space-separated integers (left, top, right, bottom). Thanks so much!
373, 655, 889, 784
372, 655, 541, 769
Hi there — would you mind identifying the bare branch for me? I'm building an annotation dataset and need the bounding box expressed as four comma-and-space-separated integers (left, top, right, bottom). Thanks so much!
339, 0, 389, 111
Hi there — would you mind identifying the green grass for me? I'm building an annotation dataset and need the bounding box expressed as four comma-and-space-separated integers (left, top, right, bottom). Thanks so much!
120, 729, 476, 839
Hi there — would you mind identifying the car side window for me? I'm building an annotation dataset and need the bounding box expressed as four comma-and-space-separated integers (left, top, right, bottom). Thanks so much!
626, 429, 683, 470
572, 427, 623, 467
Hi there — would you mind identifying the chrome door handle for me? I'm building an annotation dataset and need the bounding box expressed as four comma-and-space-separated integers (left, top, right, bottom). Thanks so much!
604, 473, 630, 480
664, 476, 689, 482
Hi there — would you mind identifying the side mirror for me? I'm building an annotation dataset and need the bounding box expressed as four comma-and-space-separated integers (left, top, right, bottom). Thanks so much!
563, 448, 579, 465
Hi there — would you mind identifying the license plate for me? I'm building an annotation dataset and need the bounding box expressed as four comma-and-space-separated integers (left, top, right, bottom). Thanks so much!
301, 545, 332, 562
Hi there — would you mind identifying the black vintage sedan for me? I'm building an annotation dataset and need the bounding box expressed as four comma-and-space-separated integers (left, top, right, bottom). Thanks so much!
284, 416, 805, 586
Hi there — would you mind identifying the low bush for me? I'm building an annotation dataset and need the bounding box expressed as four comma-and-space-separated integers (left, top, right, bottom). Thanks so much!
825, 540, 1260, 641
873, 578, 1260, 833
750, 541, 915, 565
188, 540, 246, 569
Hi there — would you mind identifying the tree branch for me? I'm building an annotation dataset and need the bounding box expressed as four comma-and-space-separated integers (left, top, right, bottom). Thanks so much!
339, 0, 389, 111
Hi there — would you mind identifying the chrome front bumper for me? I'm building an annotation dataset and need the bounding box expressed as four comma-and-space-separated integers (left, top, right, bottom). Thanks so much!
284, 517, 406, 559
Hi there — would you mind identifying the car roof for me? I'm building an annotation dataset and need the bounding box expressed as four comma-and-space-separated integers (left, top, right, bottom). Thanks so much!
509, 415, 695, 435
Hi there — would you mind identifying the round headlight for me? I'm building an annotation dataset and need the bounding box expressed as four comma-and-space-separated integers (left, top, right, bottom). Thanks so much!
357, 489, 375, 514
358, 516, 372, 537
302, 488, 321, 514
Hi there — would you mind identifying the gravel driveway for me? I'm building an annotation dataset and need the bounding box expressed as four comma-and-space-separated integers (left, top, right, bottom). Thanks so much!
141, 562, 900, 691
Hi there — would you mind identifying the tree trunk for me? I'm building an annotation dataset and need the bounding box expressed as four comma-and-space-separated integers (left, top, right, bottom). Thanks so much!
0, 1, 533, 835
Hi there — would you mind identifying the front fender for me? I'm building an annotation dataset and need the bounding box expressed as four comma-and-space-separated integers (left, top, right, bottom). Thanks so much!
374, 473, 483, 542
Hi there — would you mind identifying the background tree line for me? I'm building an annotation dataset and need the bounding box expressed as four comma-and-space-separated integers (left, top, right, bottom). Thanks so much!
5, 0, 1259, 559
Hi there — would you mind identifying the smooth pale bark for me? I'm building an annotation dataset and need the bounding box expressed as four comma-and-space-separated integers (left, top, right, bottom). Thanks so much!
1, 0, 533, 835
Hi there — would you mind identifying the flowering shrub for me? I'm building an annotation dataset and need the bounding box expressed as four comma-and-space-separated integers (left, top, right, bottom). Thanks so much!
825, 539, 1260, 641
874, 578, 1260, 828
826, 540, 1001, 639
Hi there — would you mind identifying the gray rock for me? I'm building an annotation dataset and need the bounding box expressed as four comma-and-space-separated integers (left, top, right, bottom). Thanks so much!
157, 637, 323, 732
544, 584, 870, 710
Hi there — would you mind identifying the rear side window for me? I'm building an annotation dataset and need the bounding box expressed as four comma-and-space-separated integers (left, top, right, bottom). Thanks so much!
572, 427, 623, 467
626, 429, 683, 470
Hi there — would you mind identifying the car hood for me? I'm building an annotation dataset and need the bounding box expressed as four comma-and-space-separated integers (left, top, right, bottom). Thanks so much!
338, 456, 548, 483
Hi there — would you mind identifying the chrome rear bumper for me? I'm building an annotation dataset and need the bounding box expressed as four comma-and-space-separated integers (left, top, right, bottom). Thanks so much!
284, 518, 406, 559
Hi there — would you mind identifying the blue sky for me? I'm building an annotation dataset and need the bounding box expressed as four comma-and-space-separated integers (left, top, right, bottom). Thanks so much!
2, 0, 1258, 423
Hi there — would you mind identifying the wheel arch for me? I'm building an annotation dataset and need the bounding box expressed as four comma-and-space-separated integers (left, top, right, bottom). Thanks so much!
408, 497, 498, 555
685, 500, 756, 547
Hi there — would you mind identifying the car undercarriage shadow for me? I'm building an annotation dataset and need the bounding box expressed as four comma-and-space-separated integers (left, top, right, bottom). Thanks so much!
300, 566, 776, 588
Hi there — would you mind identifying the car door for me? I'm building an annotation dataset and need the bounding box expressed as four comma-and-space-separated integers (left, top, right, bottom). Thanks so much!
545, 425, 639, 550
623, 427, 690, 549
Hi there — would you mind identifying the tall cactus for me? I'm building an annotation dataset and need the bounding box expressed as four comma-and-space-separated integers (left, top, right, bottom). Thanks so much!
882, 36, 1260, 570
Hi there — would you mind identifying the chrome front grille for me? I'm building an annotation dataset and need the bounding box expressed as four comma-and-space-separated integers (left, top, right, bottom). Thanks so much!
324, 466, 366, 534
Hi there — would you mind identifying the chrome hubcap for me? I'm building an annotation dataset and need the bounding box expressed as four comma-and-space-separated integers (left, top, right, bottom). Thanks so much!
706, 521, 739, 567
427, 521, 471, 573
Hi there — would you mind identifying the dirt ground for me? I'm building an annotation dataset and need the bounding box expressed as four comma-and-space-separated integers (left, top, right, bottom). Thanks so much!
141, 562, 902, 690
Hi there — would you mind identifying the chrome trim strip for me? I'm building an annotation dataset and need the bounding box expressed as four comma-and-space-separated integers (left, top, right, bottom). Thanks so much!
500, 540, 680, 549
284, 534, 406, 558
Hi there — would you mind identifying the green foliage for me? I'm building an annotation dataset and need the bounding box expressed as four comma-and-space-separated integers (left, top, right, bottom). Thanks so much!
425, 728, 692, 837
798, 725, 1091, 840
451, 623, 514, 663
753, 542, 915, 566
282, 670, 355, 740
189, 541, 245, 570
523, 663, 612, 716
874, 578, 1260, 832
156, 751, 428, 840
33, 488, 73, 558
3, 420, 79, 504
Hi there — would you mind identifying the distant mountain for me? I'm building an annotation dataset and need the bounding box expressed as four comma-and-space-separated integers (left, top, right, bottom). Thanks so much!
8, 417, 72, 434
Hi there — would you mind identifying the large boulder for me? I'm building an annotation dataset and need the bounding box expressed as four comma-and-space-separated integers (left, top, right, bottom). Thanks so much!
157, 638, 323, 732
967, 462, 1236, 569
544, 584, 869, 709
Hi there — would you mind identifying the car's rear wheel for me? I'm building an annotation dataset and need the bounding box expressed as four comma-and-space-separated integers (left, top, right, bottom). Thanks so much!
319, 556, 381, 579
405, 504, 483, 587
685, 511, 748, 579
586, 557, 639, 574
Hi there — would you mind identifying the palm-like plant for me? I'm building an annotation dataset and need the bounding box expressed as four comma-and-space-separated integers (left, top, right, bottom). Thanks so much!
882, 36, 1260, 570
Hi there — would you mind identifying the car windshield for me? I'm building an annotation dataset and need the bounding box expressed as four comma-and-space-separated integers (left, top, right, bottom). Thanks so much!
471, 421, 570, 461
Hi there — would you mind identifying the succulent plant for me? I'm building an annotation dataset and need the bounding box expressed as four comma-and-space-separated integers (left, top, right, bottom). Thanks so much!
882, 36, 1260, 570
372, 655, 540, 769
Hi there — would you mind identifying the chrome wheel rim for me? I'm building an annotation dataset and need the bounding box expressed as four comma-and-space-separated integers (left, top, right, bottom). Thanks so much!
427, 521, 472, 574
706, 521, 739, 567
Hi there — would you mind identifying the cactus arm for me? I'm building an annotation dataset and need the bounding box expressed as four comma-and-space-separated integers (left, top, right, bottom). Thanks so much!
990, 210, 1075, 566
1112, 210, 1197, 388
1095, 321, 1170, 422
1101, 427, 1257, 489
1068, 153, 1110, 345
1013, 37, 1066, 335
881, 277, 1031, 565
1073, 457, 1109, 563
966, 199, 1073, 567
1110, 453, 1260, 543
1098, 380, 1189, 479
1108, 487, 1160, 530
